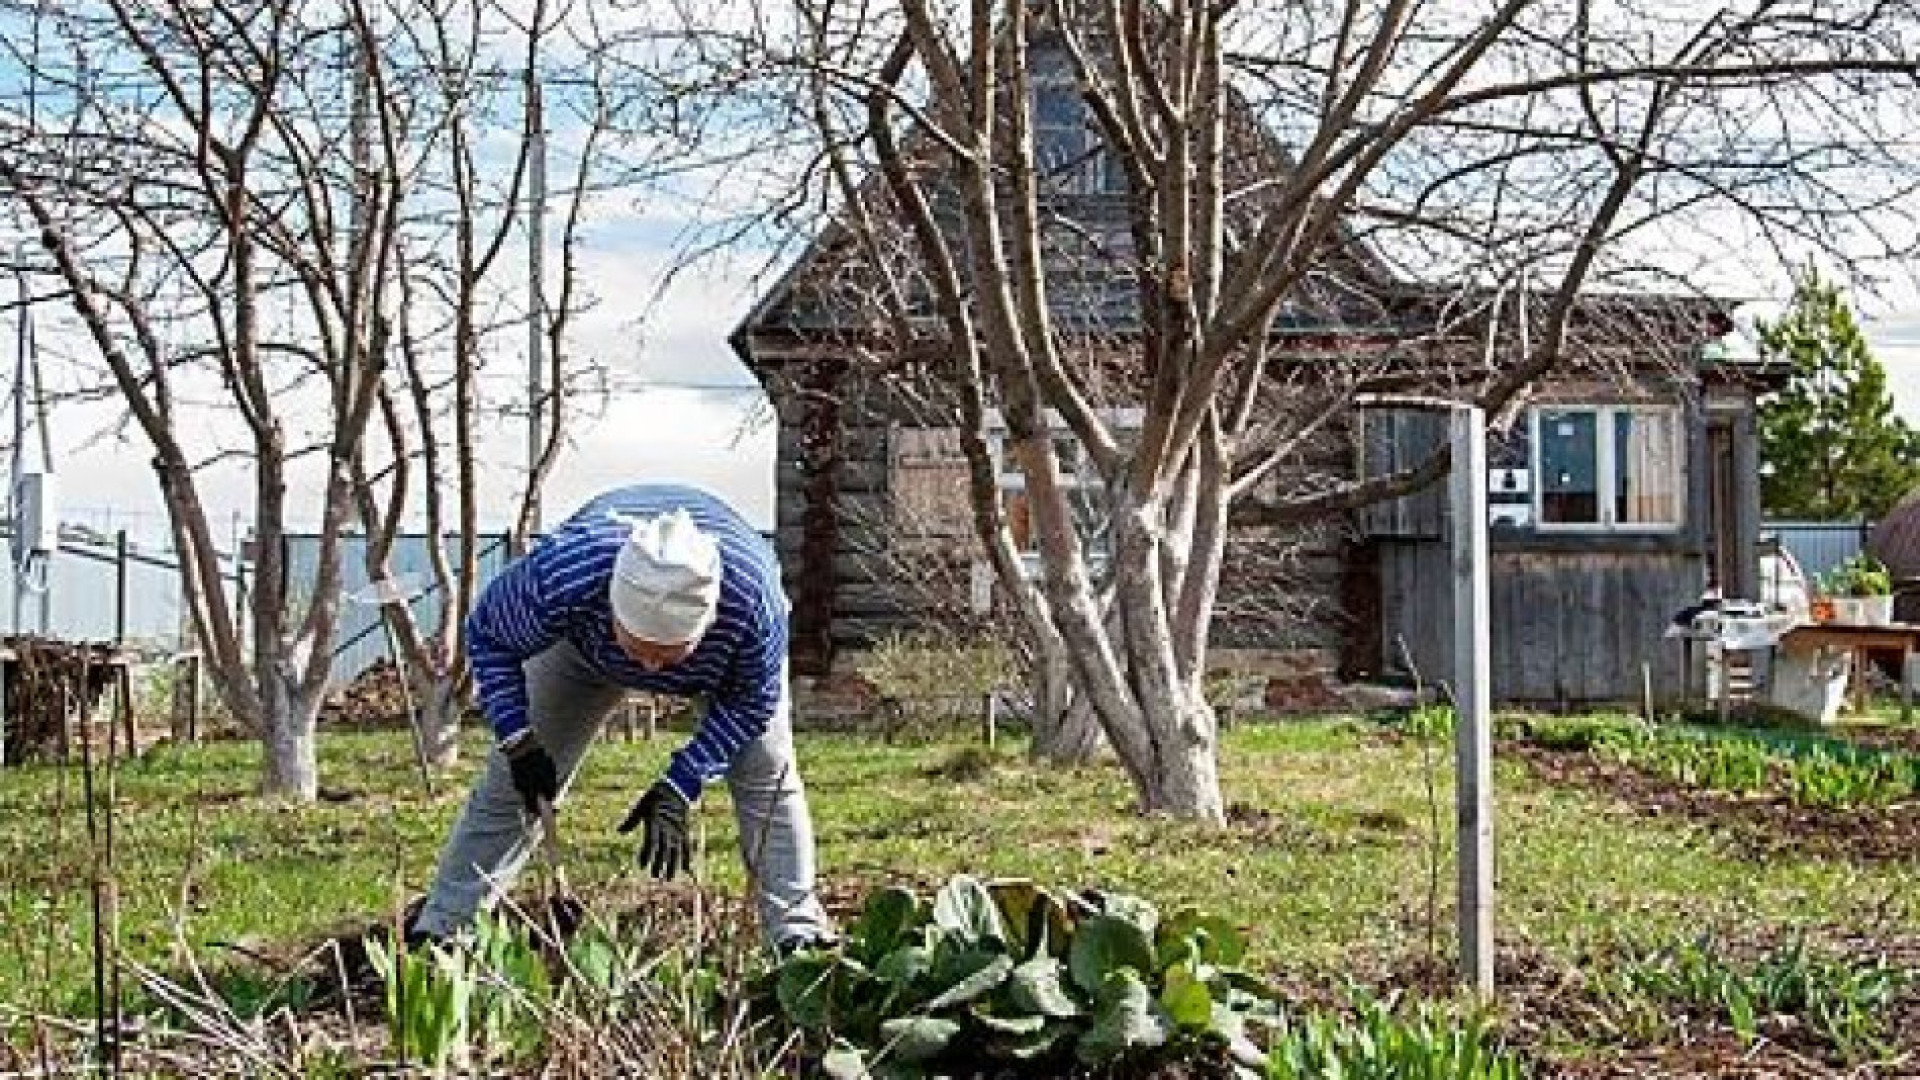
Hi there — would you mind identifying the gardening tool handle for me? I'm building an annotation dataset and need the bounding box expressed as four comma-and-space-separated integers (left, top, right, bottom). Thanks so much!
536, 797, 567, 887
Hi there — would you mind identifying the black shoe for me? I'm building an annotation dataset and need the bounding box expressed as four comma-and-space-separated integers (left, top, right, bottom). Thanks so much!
774, 934, 841, 959
397, 895, 445, 951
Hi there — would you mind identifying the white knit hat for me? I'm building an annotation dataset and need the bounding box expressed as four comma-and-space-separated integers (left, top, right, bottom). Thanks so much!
609, 509, 721, 644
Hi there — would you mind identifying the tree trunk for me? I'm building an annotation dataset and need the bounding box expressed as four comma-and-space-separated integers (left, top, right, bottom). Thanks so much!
414, 675, 462, 769
1083, 505, 1227, 823
1028, 649, 1104, 763
1026, 600, 1110, 764
259, 673, 320, 800
1137, 694, 1225, 819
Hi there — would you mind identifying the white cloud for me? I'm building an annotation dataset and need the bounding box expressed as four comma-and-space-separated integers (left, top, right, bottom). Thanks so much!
535, 385, 774, 528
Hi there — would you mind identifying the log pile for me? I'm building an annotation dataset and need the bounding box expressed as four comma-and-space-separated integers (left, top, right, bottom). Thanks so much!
1, 636, 122, 763
319, 658, 413, 730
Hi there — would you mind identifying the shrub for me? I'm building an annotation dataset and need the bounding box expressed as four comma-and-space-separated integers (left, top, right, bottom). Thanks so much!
755, 875, 1276, 1077
856, 633, 1017, 740
857, 632, 1015, 703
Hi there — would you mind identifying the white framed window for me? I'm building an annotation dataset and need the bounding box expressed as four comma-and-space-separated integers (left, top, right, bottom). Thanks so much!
1531, 405, 1685, 532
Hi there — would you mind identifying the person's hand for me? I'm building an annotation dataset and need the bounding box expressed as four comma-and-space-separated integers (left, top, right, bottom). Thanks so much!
617, 781, 692, 880
501, 731, 559, 816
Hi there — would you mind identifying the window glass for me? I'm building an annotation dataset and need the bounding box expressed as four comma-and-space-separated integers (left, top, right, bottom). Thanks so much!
1538, 409, 1599, 524
1614, 410, 1683, 526
1033, 84, 1090, 188
991, 413, 1135, 568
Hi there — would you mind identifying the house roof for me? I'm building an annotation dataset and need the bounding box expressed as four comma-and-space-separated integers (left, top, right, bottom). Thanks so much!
1869, 493, 1920, 578
730, 33, 1740, 375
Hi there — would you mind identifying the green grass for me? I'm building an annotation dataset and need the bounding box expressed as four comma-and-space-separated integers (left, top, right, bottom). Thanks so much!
3, 717, 1917, 1016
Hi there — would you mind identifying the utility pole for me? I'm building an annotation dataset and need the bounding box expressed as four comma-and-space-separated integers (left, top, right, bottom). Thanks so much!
9, 246, 53, 639
10, 249, 26, 639
524, 67, 548, 547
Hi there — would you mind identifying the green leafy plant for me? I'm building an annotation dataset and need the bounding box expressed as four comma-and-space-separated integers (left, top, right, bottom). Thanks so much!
364, 935, 477, 1074
755, 875, 1277, 1078
363, 913, 555, 1074
1265, 990, 1524, 1079
1819, 553, 1893, 598
469, 912, 553, 1062
1787, 746, 1911, 808
1523, 714, 1648, 754
1617, 737, 1776, 794
1403, 704, 1457, 742
1525, 718, 1919, 808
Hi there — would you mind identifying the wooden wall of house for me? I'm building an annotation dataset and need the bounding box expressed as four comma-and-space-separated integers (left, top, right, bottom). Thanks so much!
767, 365, 895, 672
1358, 361, 1726, 702
760, 351, 1356, 673
1381, 544, 1701, 703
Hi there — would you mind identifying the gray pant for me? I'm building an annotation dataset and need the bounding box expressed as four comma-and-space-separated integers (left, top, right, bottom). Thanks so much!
415, 640, 832, 945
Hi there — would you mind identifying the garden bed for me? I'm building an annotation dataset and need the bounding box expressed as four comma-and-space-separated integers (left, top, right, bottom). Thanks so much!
25, 884, 1916, 1079
1508, 740, 1920, 863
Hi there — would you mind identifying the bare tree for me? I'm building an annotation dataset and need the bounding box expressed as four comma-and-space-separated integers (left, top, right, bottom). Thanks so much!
0, 1, 415, 798
346, 0, 619, 767
664, 0, 1920, 819
0, 1, 609, 796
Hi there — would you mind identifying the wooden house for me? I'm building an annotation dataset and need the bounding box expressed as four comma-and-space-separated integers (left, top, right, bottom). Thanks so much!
728, 38, 1762, 710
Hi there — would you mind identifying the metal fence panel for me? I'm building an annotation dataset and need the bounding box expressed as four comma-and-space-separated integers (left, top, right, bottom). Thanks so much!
282, 532, 514, 686
1765, 520, 1870, 585
0, 533, 232, 652
0, 530, 516, 689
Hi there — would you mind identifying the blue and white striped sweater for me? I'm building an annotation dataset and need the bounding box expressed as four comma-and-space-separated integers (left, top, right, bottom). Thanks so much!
465, 484, 788, 802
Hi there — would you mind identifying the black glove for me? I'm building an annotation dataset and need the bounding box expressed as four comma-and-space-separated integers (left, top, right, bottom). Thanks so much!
501, 731, 559, 816
618, 780, 692, 880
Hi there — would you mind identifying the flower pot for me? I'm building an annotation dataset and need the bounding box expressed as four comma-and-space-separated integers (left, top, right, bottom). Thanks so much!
1860, 595, 1894, 626
1829, 596, 1892, 625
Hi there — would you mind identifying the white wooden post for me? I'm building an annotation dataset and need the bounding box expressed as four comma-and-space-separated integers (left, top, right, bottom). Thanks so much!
1450, 404, 1495, 997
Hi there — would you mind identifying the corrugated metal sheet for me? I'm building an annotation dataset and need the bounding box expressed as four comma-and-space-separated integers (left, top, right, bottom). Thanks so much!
282, 533, 513, 685
1766, 520, 1869, 584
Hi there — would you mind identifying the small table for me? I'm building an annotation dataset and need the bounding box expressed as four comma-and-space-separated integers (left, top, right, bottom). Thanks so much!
1776, 622, 1920, 720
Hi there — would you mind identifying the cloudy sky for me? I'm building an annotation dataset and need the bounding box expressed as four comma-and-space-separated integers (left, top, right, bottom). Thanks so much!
1866, 308, 1920, 429
20, 248, 784, 545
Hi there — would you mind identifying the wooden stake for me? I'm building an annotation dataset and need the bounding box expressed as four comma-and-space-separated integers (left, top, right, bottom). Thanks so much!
1450, 406, 1494, 998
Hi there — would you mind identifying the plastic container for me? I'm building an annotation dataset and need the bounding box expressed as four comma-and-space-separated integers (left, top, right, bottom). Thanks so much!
1767, 638, 1852, 725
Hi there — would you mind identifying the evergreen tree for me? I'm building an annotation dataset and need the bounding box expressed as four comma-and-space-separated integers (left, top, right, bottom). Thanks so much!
1757, 268, 1920, 520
